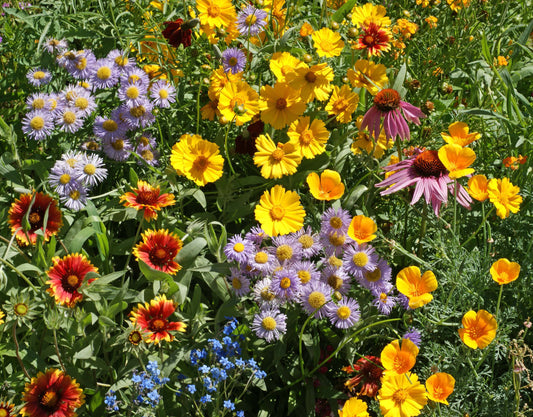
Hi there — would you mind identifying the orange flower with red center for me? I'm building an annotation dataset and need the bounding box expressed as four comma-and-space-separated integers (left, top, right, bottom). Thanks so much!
21, 369, 85, 417
354, 23, 391, 56
129, 294, 186, 344
8, 191, 63, 246
120, 180, 175, 221
133, 229, 183, 275
46, 254, 98, 307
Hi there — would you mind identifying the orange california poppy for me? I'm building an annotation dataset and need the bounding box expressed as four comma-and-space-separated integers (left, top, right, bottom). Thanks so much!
490, 258, 520, 285
466, 174, 488, 202
425, 372, 455, 405
438, 143, 476, 179
380, 338, 419, 375
306, 170, 345, 201
458, 309, 497, 349
347, 215, 377, 244
396, 266, 437, 309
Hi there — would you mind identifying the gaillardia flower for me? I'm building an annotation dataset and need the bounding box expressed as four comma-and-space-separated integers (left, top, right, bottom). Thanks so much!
129, 294, 186, 344
425, 372, 455, 405
120, 180, 175, 221
396, 266, 437, 309
8, 191, 63, 246
343, 355, 383, 398
21, 369, 85, 417
0, 401, 15, 417
354, 23, 392, 57
133, 229, 183, 275
46, 253, 98, 307
254, 185, 305, 236
490, 258, 520, 285
458, 309, 497, 349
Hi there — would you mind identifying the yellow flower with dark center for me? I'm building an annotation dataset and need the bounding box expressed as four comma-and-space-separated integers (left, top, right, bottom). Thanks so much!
441, 121, 481, 147
351, 115, 392, 159
260, 82, 306, 129
208, 67, 243, 100
426, 372, 455, 405
253, 134, 302, 179
347, 59, 388, 95
396, 266, 437, 309
170, 134, 203, 176
467, 174, 489, 202
269, 52, 306, 82
181, 138, 225, 186
306, 170, 345, 201
312, 27, 345, 57
196, 0, 236, 28
438, 143, 476, 179
380, 339, 419, 375
218, 80, 260, 126
287, 116, 329, 158
490, 258, 520, 285
378, 372, 427, 417
458, 309, 497, 349
285, 62, 334, 102
325, 85, 359, 123
487, 177, 522, 219
351, 3, 391, 28
254, 185, 305, 236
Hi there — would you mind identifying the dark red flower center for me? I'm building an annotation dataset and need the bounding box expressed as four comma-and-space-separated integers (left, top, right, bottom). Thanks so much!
413, 150, 447, 178
40, 390, 59, 411
149, 246, 174, 266
28, 211, 42, 228
276, 98, 287, 110
151, 318, 167, 331
305, 71, 317, 83
373, 88, 400, 112
136, 190, 158, 205
63, 274, 82, 292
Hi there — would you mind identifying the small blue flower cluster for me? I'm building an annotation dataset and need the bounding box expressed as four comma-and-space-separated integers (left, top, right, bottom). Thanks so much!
131, 360, 170, 408
104, 390, 119, 412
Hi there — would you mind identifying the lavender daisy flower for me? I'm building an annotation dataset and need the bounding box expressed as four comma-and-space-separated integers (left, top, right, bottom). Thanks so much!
361, 88, 426, 141
60, 150, 83, 169
26, 93, 50, 111
93, 114, 128, 140
21, 110, 54, 140
371, 283, 397, 315
402, 327, 422, 348
326, 296, 360, 329
117, 80, 148, 108
271, 268, 301, 301
26, 68, 52, 87
342, 243, 379, 278
136, 132, 157, 150
271, 235, 302, 265
321, 207, 352, 236
107, 49, 136, 73
120, 100, 155, 129
120, 67, 150, 88
43, 38, 68, 55
248, 248, 278, 275
48, 163, 81, 196
292, 226, 321, 258
319, 230, 352, 257
228, 267, 251, 297
225, 235, 254, 263
356, 257, 392, 291
300, 280, 332, 319
90, 58, 120, 89
251, 307, 287, 342
245, 226, 268, 245
68, 50, 97, 80
222, 48, 246, 75
252, 278, 280, 307
74, 152, 107, 187
46, 93, 64, 115
375, 148, 472, 217
56, 107, 85, 133
320, 254, 344, 270
81, 138, 101, 152
292, 260, 320, 286
321, 266, 351, 294
150, 79, 176, 108
136, 148, 160, 166
59, 84, 86, 106
71, 89, 97, 117
103, 136, 132, 161
61, 182, 88, 211
236, 5, 268, 36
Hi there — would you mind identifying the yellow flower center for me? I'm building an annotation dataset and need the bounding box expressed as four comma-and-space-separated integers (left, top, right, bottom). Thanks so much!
352, 252, 369, 267
300, 129, 314, 145
281, 65, 292, 75
67, 274, 79, 287
115, 56, 128, 66
328, 255, 343, 268
232, 277, 242, 289
298, 234, 314, 248
70, 190, 81, 200
305, 71, 317, 83
75, 97, 89, 109
280, 277, 292, 289
193, 155, 209, 172
329, 233, 346, 246
111, 139, 124, 150
41, 390, 59, 408
130, 106, 146, 118
298, 270, 311, 284
14, 302, 29, 316
260, 288, 275, 301
129, 74, 140, 83
261, 316, 277, 331
65, 90, 76, 101
97, 66, 112, 80
128, 330, 142, 345
152, 318, 166, 331
159, 89, 169, 99
33, 70, 46, 79
255, 251, 268, 264
271, 148, 285, 161
270, 205, 285, 221
207, 4, 220, 17
333, 98, 349, 113
329, 216, 343, 229
63, 111, 77, 124
30, 116, 45, 130
276, 98, 288, 109
84, 163, 96, 175
60, 173, 71, 184
337, 306, 351, 319
233, 242, 245, 253
379, 292, 388, 302
141, 149, 154, 161
392, 388, 408, 405
126, 86, 140, 99
48, 98, 58, 110
276, 244, 293, 261
76, 57, 87, 70
308, 291, 326, 309
365, 268, 381, 282
139, 136, 150, 146
245, 13, 258, 25
102, 119, 118, 132
327, 275, 343, 290
320, 39, 333, 51
32, 98, 46, 109
66, 158, 77, 167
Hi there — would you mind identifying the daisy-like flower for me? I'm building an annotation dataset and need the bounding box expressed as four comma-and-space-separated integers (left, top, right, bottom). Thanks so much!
252, 278, 280, 307
71, 89, 97, 117
287, 117, 329, 159
378, 372, 427, 417
347, 59, 388, 96
93, 114, 128, 140
487, 177, 522, 219
343, 355, 383, 398
56, 108, 85, 133
178, 137, 225, 186
285, 62, 334, 102
129, 295, 187, 344
60, 183, 88, 211
376, 148, 472, 216
74, 153, 107, 187
292, 227, 321, 258
300, 280, 332, 318
271, 268, 301, 301
438, 144, 476, 179
307, 170, 345, 201
218, 80, 260, 126
320, 229, 351, 257
269, 52, 306, 83
358, 256, 392, 289
458, 309, 497, 349
46, 253, 98, 307
260, 82, 306, 130
321, 207, 352, 236
325, 84, 359, 124
162, 18, 193, 48
351, 115, 393, 159
254, 185, 305, 237
347, 215, 377, 245
133, 229, 183, 275
441, 121, 481, 147
251, 307, 287, 342
63, 50, 96, 80
271, 235, 302, 265
426, 372, 455, 405
103, 137, 132, 161
381, 338, 418, 375
338, 398, 369, 417
228, 267, 251, 297
27, 68, 52, 87
312, 27, 345, 57
22, 110, 54, 140
26, 93, 50, 111
0, 401, 15, 417
396, 266, 437, 309
354, 23, 392, 57
150, 79, 176, 108
120, 100, 155, 129
120, 180, 175, 221
351, 3, 391, 28
90, 58, 120, 89
361, 88, 425, 141
44, 38, 68, 55
48, 163, 81, 196
224, 235, 254, 263
118, 80, 148, 108
107, 49, 136, 72
326, 296, 361, 329
8, 191, 63, 246
237, 5, 268, 36
249, 249, 278, 274
222, 48, 247, 75
196, 0, 236, 28
253, 134, 302, 179
120, 67, 150, 88
372, 284, 397, 315
21, 369, 85, 417
490, 258, 520, 285
321, 266, 351, 294
342, 243, 378, 279
292, 260, 320, 285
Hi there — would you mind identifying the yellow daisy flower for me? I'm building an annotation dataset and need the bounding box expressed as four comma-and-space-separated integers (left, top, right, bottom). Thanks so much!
487, 177, 522, 219
218, 81, 260, 126
170, 134, 203, 176
325, 85, 359, 123
351, 115, 392, 159
208, 67, 243, 101
269, 52, 306, 82
347, 59, 388, 96
253, 134, 302, 179
254, 185, 305, 236
351, 3, 391, 28
260, 82, 306, 129
287, 116, 329, 159
312, 27, 345, 57
378, 373, 427, 417
285, 62, 334, 102
196, 0, 236, 29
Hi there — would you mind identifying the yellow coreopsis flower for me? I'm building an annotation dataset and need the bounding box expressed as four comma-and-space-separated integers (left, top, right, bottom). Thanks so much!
253, 134, 302, 179
312, 27, 345, 57
269, 52, 306, 82
396, 266, 437, 309
487, 177, 522, 219
347, 59, 388, 96
300, 22, 314, 37
325, 85, 359, 124
259, 82, 306, 129
285, 63, 334, 102
393, 19, 418, 40
438, 143, 476, 179
351, 3, 391, 28
173, 136, 224, 186
170, 134, 203, 175
441, 121, 481, 147
347, 215, 377, 244
378, 373, 427, 417
351, 115, 392, 159
425, 15, 438, 29
467, 174, 489, 202
287, 116, 329, 159
306, 170, 345, 201
254, 185, 305, 236
490, 258, 520, 285
196, 0, 236, 28
458, 309, 497, 349
218, 81, 260, 126
380, 339, 419, 375
426, 373, 455, 405
208, 67, 243, 100
447, 0, 471, 12
338, 397, 369, 417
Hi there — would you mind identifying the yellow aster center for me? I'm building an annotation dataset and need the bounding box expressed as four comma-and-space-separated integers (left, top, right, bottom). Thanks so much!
232, 277, 242, 289
276, 244, 293, 261
63, 111, 76, 124
300, 129, 314, 145
141, 149, 154, 161
32, 98, 45, 109
271, 148, 285, 161
97, 66, 112, 80
70, 190, 81, 200
280, 277, 292, 289
75, 97, 89, 109
76, 57, 87, 70
352, 252, 369, 267
329, 216, 343, 229
255, 251, 268, 264
207, 4, 220, 17
305, 71, 317, 83
130, 105, 146, 118
298, 234, 314, 249
379, 292, 388, 302
67, 275, 79, 287
159, 89, 169, 99
66, 158, 77, 168
245, 14, 258, 25
276, 98, 288, 109
30, 116, 45, 130
65, 91, 76, 101
129, 75, 140, 83
392, 388, 408, 405
33, 70, 46, 79
261, 316, 277, 331
111, 139, 124, 150
329, 233, 346, 246
298, 270, 311, 284
102, 119, 118, 132
228, 57, 238, 66
84, 164, 96, 175
308, 291, 326, 309
193, 155, 209, 172
270, 205, 285, 221
48, 98, 57, 110
328, 255, 343, 268
115, 56, 128, 66
365, 268, 381, 282
233, 242, 245, 252
14, 302, 29, 316
327, 275, 343, 290
60, 173, 71, 184
337, 306, 351, 319
126, 86, 140, 99
139, 136, 150, 146
260, 288, 275, 301
41, 390, 59, 408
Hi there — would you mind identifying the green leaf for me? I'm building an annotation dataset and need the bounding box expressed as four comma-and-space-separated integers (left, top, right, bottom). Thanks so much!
332, 0, 357, 22
138, 259, 173, 282
73, 344, 93, 360
176, 238, 207, 268
68, 227, 96, 253
518, 19, 533, 45
392, 62, 407, 94
129, 168, 139, 185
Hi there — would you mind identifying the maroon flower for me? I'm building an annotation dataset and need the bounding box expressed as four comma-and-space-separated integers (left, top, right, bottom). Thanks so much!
162, 19, 192, 48
235, 119, 264, 155
343, 355, 383, 398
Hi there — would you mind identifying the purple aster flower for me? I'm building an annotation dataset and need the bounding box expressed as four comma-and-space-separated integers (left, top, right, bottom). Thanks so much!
120, 67, 150, 88
55, 107, 85, 133
355, 257, 392, 291
319, 230, 352, 257
361, 88, 426, 141
236, 5, 268, 36
251, 307, 287, 342
136, 148, 160, 166
136, 132, 157, 150
271, 234, 302, 265
74, 152, 107, 187
342, 243, 379, 279
225, 235, 254, 263
103, 136, 132, 161
320, 253, 344, 270
320, 265, 351, 294
222, 48, 246, 75
107, 49, 136, 73
321, 207, 352, 236
26, 68, 52, 87
120, 100, 155, 129
68, 50, 97, 80
59, 84, 86, 107
371, 283, 397, 315
90, 58, 120, 89
292, 226, 321, 258
292, 260, 320, 286
45, 93, 64, 116
248, 248, 278, 275
93, 114, 128, 140
26, 93, 51, 111
397, 293, 411, 310
60, 150, 83, 169
402, 327, 422, 348
150, 79, 176, 108
326, 296, 360, 329
300, 280, 332, 318
21, 110, 54, 140
81, 138, 101, 152
117, 80, 148, 108
375, 148, 472, 217
271, 268, 301, 301
245, 226, 268, 245
228, 267, 251, 297
70, 89, 97, 117
60, 182, 88, 211
48, 162, 81, 196
252, 277, 281, 307
43, 38, 68, 55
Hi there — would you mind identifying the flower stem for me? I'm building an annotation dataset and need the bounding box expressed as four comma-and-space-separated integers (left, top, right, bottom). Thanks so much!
495, 283, 504, 319
453, 179, 458, 238
13, 322, 31, 380
53, 328, 67, 373
461, 206, 494, 247
0, 255, 38, 291
298, 312, 316, 378
123, 217, 144, 283
224, 120, 236, 176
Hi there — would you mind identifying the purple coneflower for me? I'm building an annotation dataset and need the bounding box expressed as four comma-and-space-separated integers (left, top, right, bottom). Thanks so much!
251, 307, 287, 342
222, 48, 246, 75
150, 79, 176, 108
21, 110, 54, 140
26, 68, 52, 87
326, 296, 360, 329
300, 280, 332, 319
236, 5, 268, 37
361, 88, 425, 141
375, 148, 472, 216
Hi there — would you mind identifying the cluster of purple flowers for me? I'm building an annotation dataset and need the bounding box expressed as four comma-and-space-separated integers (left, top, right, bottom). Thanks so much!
178, 318, 265, 416
225, 208, 411, 342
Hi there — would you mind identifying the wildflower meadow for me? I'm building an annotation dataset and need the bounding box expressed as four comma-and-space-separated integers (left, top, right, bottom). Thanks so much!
1, 0, 532, 416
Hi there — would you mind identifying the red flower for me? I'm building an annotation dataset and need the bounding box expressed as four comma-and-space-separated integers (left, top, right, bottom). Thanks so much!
343, 355, 383, 398
129, 295, 186, 344
46, 254, 98, 307
354, 23, 391, 56
133, 229, 183, 275
8, 192, 63, 246
235, 119, 264, 155
21, 369, 85, 417
162, 18, 192, 48
120, 180, 175, 222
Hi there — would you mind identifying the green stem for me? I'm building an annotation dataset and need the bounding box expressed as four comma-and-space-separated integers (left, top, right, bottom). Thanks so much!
224, 121, 236, 176
298, 312, 316, 378
122, 217, 144, 283
453, 179, 458, 238
13, 323, 31, 380
53, 328, 67, 373
461, 206, 494, 247
0, 256, 38, 291
495, 284, 504, 319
